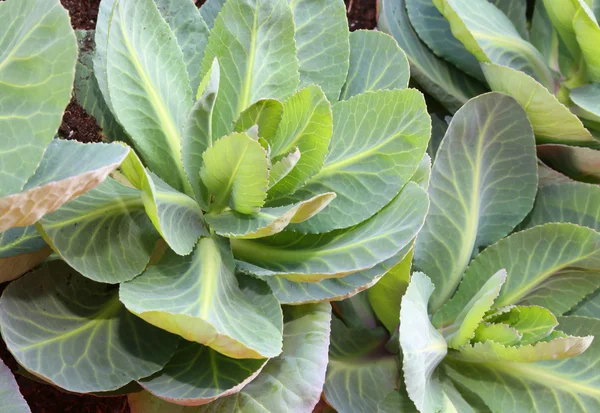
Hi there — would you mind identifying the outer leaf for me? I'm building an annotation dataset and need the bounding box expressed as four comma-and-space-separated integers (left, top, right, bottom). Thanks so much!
94, 0, 116, 113
0, 0, 76, 196
233, 99, 284, 142
0, 261, 179, 393
120, 236, 283, 359
411, 153, 432, 190
368, 248, 414, 333
200, 132, 269, 214
445, 316, 600, 412
537, 161, 574, 186
0, 140, 129, 232
325, 319, 399, 413
570, 288, 600, 317
377, 390, 418, 413
400, 272, 447, 413
521, 181, 600, 231
106, 0, 193, 194
137, 276, 281, 405
39, 178, 160, 283
201, 0, 300, 140
571, 84, 600, 121
0, 359, 30, 413
486, 305, 558, 344
406, 0, 485, 81
153, 0, 210, 93
473, 323, 522, 345
0, 246, 51, 283
542, 0, 582, 59
482, 63, 597, 146
530, 0, 561, 72
573, 0, 600, 82
287, 0, 349, 102
537, 144, 600, 183
427, 114, 448, 161
339, 30, 410, 100
199, 0, 226, 29
233, 182, 428, 282
490, 0, 528, 39
281, 89, 429, 233
434, 224, 600, 326
0, 226, 46, 259
443, 270, 507, 349
378, 0, 486, 113
205, 193, 336, 239
414, 93, 537, 312
182, 59, 219, 207
433, 0, 554, 88
266, 86, 333, 200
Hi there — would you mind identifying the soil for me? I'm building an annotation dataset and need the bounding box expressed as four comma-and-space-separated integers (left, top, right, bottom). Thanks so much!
6, 0, 379, 411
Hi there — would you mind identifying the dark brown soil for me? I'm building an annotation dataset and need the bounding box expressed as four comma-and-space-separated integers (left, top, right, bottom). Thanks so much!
61, 0, 101, 30
59, 99, 103, 143
345, 0, 378, 31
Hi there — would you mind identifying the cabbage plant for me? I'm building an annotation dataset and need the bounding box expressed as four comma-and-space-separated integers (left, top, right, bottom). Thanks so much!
378, 0, 600, 184
322, 93, 600, 412
0, 0, 432, 410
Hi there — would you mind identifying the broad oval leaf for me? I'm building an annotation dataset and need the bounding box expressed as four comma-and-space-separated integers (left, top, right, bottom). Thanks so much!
0, 0, 76, 197
205, 193, 336, 239
201, 0, 300, 140
200, 132, 269, 214
120, 236, 283, 359
339, 30, 410, 100
434, 224, 600, 325
433, 0, 554, 88
233, 182, 428, 282
0, 359, 30, 413
414, 92, 537, 312
0, 261, 179, 393
401, 272, 447, 413
482, 63, 597, 146
282, 89, 430, 233
288, 0, 349, 102
39, 178, 161, 283
537, 144, 600, 183
0, 140, 130, 232
378, 0, 486, 113
266, 86, 333, 200
106, 0, 193, 194
571, 84, 600, 121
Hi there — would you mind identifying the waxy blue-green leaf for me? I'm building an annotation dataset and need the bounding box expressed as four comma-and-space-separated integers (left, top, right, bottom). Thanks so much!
427, 114, 448, 161
199, 0, 226, 29
411, 153, 432, 190
0, 359, 30, 413
442, 270, 507, 349
414, 93, 537, 312
153, 0, 210, 94
0, 0, 76, 197
205, 193, 335, 239
200, 132, 269, 214
39, 178, 160, 283
482, 63, 597, 146
182, 59, 219, 208
0, 140, 130, 233
0, 226, 50, 283
339, 30, 410, 100
201, 0, 299, 141
445, 316, 600, 413
490, 0, 528, 39
266, 86, 332, 200
0, 261, 179, 393
434, 224, 600, 326
137, 275, 282, 405
377, 389, 418, 413
233, 99, 284, 142
94, 0, 116, 113
433, 0, 554, 88
537, 144, 600, 183
530, 0, 561, 72
401, 272, 447, 413
288, 0, 349, 102
406, 0, 485, 81
130, 303, 332, 413
233, 182, 428, 282
473, 323, 522, 345
521, 181, 600, 231
570, 288, 600, 317
486, 305, 558, 345
571, 84, 600, 121
281, 89, 429, 233
537, 161, 574, 186
106, 0, 193, 195
120, 236, 283, 359
325, 319, 399, 413
378, 0, 486, 113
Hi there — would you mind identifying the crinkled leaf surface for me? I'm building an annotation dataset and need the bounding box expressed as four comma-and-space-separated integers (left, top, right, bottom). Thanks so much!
0, 261, 179, 393
434, 224, 600, 326
0, 0, 76, 197
414, 93, 537, 312
39, 178, 160, 283
0, 359, 30, 413
473, 323, 522, 345
287, 0, 349, 102
120, 236, 283, 359
339, 30, 410, 100
233, 182, 428, 282
281, 89, 429, 233
201, 0, 299, 140
378, 0, 486, 113
537, 144, 600, 183
0, 140, 129, 232
486, 305, 558, 345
